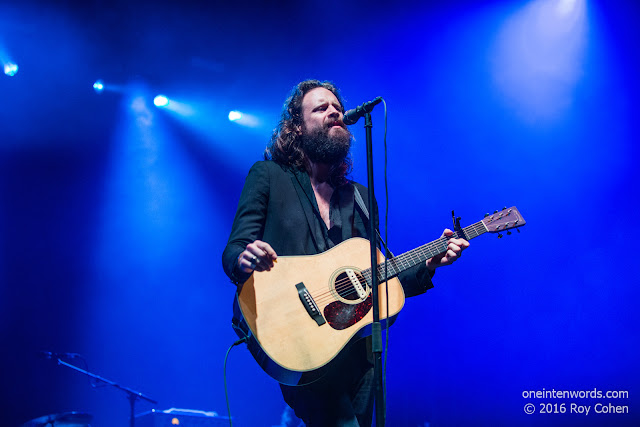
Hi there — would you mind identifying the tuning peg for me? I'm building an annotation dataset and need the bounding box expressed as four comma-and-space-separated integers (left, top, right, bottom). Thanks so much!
494, 210, 498, 214
503, 206, 507, 211
517, 229, 520, 233
485, 213, 489, 217
498, 233, 503, 238
507, 231, 512, 235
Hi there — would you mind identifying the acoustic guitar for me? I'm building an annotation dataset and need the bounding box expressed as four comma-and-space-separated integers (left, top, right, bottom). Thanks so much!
232, 207, 525, 385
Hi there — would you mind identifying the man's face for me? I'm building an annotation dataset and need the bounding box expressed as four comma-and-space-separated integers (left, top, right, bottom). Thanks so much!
300, 87, 352, 165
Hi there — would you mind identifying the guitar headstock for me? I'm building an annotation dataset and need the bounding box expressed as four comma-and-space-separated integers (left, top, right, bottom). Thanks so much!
482, 206, 526, 234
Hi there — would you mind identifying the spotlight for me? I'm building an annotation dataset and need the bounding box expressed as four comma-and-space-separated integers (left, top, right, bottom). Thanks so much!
557, 0, 577, 16
4, 62, 18, 77
228, 111, 242, 121
154, 95, 169, 108
492, 0, 587, 119
93, 80, 104, 93
228, 111, 260, 128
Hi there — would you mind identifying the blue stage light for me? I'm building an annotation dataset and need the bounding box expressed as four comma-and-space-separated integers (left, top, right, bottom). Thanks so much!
4, 62, 18, 77
154, 95, 169, 108
492, 0, 587, 120
229, 110, 260, 128
93, 80, 104, 93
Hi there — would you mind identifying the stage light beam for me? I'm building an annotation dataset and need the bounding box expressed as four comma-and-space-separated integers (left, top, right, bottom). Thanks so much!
4, 62, 18, 77
154, 95, 169, 108
93, 80, 104, 93
228, 110, 260, 128
492, 0, 587, 120
228, 111, 242, 121
557, 0, 577, 15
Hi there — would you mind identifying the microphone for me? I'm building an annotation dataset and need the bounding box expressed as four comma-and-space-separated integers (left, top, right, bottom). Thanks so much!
38, 351, 78, 360
343, 96, 383, 125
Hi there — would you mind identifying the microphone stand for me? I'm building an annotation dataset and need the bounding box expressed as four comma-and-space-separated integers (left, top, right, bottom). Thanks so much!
363, 110, 385, 427
53, 357, 157, 427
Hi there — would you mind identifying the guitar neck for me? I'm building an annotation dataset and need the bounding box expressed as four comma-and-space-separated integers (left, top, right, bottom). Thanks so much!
366, 220, 487, 282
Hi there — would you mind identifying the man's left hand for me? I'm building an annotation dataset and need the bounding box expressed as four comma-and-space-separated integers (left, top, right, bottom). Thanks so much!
426, 228, 470, 272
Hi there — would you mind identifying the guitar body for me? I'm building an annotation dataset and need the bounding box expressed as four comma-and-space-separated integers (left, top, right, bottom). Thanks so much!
232, 207, 526, 386
234, 237, 405, 386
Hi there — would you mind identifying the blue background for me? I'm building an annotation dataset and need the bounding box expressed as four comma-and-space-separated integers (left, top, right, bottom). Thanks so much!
1, 0, 638, 425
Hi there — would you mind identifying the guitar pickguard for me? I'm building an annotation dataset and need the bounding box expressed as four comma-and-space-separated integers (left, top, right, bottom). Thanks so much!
324, 268, 373, 330
324, 294, 373, 330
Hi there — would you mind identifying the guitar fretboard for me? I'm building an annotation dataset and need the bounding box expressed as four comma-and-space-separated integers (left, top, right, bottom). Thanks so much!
360, 220, 487, 283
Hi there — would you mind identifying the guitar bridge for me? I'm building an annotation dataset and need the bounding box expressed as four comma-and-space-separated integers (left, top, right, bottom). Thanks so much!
295, 282, 326, 326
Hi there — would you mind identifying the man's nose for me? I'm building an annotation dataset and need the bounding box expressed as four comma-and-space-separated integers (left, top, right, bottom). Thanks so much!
327, 105, 341, 117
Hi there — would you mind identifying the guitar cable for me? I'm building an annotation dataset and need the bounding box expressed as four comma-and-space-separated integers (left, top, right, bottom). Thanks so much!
223, 335, 248, 427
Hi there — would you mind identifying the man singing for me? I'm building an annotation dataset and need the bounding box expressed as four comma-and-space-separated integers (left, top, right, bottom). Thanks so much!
222, 79, 469, 426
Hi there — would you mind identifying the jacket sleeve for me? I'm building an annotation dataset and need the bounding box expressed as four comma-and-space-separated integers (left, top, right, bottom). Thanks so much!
221, 161, 271, 285
397, 260, 435, 298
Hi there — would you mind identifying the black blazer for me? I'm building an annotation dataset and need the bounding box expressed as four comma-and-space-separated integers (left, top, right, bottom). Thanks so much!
222, 161, 433, 297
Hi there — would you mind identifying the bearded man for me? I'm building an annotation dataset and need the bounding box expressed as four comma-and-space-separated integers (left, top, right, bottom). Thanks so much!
222, 80, 469, 426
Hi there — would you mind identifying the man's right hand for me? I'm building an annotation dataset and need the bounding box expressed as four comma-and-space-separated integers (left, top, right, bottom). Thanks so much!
238, 240, 278, 273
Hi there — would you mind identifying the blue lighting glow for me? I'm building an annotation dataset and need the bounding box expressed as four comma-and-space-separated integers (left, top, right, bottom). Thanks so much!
160, 99, 195, 117
93, 80, 104, 92
154, 95, 169, 108
152, 94, 269, 170
228, 110, 242, 121
492, 0, 587, 121
2, 1, 639, 426
4, 62, 18, 76
228, 110, 261, 128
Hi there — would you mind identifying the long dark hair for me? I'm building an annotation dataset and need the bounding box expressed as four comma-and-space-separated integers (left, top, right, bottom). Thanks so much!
264, 79, 352, 186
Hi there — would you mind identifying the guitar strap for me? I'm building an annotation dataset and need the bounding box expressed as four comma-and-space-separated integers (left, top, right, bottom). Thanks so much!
353, 186, 394, 257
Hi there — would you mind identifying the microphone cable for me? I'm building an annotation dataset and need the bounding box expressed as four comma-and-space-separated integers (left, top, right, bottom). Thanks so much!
381, 98, 390, 418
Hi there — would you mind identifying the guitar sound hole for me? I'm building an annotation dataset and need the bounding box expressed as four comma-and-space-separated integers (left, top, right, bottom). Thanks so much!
334, 271, 367, 301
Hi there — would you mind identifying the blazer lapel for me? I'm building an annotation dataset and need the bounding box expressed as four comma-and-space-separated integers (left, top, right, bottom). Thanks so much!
289, 168, 327, 253
338, 183, 356, 241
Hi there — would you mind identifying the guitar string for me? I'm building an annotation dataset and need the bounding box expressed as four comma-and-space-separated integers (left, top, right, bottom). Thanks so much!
309, 221, 491, 304
312, 219, 494, 304
315, 215, 519, 303
312, 222, 485, 302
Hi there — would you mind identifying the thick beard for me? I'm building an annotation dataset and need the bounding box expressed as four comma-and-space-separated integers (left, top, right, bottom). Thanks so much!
301, 126, 352, 166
